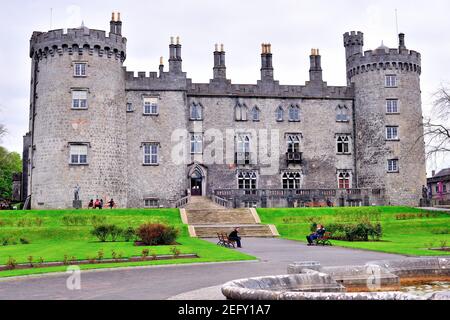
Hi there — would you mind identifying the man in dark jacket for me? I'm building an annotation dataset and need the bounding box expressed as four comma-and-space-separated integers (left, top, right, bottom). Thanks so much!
228, 227, 242, 248
306, 224, 326, 246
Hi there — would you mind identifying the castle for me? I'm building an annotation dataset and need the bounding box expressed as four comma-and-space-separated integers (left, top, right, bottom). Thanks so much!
22, 13, 427, 209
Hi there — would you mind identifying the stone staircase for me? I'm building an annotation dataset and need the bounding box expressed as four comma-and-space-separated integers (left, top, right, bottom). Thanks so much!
181, 197, 278, 238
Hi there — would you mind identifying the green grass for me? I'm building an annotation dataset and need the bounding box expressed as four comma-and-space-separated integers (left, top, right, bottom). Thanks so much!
0, 209, 255, 278
258, 206, 450, 256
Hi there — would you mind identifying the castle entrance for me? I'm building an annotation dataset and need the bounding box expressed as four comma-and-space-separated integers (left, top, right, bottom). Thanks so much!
188, 163, 207, 197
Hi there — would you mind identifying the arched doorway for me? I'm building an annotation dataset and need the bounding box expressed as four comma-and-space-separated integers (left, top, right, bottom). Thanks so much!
188, 164, 207, 197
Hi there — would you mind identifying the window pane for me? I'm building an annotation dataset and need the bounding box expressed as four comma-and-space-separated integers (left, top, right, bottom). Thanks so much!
72, 91, 87, 100
79, 155, 87, 164
71, 155, 79, 164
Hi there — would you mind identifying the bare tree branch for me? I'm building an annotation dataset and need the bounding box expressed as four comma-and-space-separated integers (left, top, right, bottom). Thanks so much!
423, 86, 450, 158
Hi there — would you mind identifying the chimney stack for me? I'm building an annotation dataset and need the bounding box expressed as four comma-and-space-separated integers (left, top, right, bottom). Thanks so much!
399, 33, 406, 51
213, 43, 226, 80
260, 43, 274, 81
169, 36, 182, 73
110, 12, 122, 35
309, 48, 323, 82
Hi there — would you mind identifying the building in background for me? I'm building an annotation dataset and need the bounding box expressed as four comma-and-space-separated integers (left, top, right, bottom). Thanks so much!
428, 169, 450, 207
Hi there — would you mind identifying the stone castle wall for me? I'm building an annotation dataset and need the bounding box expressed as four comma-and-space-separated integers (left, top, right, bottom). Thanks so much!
24, 19, 427, 209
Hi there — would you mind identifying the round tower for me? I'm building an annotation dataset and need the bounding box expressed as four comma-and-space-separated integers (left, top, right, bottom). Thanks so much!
28, 13, 127, 209
344, 31, 426, 206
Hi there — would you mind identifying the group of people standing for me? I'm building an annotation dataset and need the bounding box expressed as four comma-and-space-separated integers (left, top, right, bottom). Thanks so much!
88, 198, 115, 209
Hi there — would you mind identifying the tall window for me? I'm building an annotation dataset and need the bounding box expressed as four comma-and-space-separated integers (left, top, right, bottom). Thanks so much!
288, 105, 300, 122
386, 99, 399, 114
287, 134, 301, 153
385, 75, 397, 87
252, 106, 260, 122
276, 106, 284, 122
336, 135, 351, 154
238, 171, 257, 190
336, 105, 350, 122
388, 159, 399, 173
190, 103, 203, 120
282, 172, 302, 189
190, 134, 203, 154
143, 97, 158, 115
235, 102, 248, 121
337, 171, 351, 189
236, 134, 251, 165
72, 90, 88, 109
143, 143, 159, 165
386, 126, 399, 140
70, 144, 88, 165
74, 63, 87, 77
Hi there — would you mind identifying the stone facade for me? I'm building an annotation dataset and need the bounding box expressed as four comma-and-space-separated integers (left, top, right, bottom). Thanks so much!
23, 14, 427, 209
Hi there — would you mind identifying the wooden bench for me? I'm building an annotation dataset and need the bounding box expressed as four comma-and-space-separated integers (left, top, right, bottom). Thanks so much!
315, 232, 332, 246
217, 233, 236, 248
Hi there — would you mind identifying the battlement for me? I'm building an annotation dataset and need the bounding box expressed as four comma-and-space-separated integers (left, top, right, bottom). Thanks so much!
30, 27, 127, 61
344, 32, 421, 80
124, 67, 354, 99
346, 47, 421, 79
343, 31, 364, 47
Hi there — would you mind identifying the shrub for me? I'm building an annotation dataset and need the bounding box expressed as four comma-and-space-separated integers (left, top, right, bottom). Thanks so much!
63, 255, 69, 266
62, 215, 88, 226
109, 225, 123, 242
91, 215, 107, 226
20, 238, 30, 245
6, 257, 17, 270
91, 224, 111, 242
327, 222, 382, 242
123, 227, 136, 242
441, 240, 448, 249
432, 228, 450, 235
37, 257, 44, 266
136, 223, 179, 246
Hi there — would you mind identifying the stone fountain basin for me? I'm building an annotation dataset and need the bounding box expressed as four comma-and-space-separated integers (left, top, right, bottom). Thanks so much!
221, 258, 450, 300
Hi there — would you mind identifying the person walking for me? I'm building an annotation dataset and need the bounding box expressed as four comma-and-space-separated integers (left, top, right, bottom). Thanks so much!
94, 199, 100, 209
107, 199, 115, 209
99, 199, 104, 210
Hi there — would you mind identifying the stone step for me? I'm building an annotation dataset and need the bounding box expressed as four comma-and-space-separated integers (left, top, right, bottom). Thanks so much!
192, 224, 277, 238
186, 209, 257, 224
185, 197, 225, 210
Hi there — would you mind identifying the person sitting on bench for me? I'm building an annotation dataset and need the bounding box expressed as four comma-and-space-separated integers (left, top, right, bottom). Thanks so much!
306, 224, 326, 246
228, 227, 242, 248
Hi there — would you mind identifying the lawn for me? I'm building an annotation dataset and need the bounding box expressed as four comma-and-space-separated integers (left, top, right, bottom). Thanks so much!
0, 209, 256, 278
258, 206, 450, 256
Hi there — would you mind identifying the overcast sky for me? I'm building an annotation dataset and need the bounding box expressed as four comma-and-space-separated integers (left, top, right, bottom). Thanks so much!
0, 0, 449, 175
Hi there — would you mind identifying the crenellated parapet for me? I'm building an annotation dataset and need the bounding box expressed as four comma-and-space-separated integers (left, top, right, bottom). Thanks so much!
346, 49, 421, 79
29, 27, 127, 62
344, 32, 421, 81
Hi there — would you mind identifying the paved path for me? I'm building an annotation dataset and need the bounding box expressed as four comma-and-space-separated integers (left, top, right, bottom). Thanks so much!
0, 238, 407, 300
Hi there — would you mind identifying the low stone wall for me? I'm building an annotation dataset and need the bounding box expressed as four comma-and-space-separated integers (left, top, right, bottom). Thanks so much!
221, 258, 450, 300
